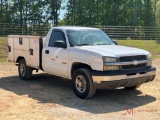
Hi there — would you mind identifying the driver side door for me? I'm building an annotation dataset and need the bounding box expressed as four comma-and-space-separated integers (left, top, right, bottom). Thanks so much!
42, 29, 69, 78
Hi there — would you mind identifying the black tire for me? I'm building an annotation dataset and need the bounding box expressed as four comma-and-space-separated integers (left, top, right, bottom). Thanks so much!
124, 85, 141, 90
18, 59, 32, 80
72, 68, 96, 99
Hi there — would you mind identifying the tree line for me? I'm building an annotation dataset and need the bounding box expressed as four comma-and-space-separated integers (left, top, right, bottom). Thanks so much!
1, 0, 160, 26
0, 0, 63, 26
61, 0, 160, 26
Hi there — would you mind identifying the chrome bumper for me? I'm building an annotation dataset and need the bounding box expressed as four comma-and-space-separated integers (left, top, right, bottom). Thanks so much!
92, 67, 156, 88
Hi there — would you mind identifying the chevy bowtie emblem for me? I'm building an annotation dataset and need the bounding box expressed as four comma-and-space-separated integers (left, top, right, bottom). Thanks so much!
133, 60, 139, 65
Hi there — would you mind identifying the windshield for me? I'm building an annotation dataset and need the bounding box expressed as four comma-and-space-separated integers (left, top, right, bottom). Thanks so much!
66, 29, 115, 46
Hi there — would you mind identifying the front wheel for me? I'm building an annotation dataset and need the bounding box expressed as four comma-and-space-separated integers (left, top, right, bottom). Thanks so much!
18, 59, 32, 80
72, 68, 96, 99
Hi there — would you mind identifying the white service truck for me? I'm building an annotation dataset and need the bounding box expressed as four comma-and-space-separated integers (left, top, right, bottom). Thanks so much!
8, 27, 156, 99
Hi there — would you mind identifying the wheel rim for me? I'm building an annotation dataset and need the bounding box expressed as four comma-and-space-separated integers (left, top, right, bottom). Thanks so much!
75, 75, 87, 93
20, 64, 26, 77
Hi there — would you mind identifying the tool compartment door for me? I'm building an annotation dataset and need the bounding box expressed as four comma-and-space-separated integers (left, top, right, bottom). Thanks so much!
8, 36, 14, 62
29, 37, 40, 69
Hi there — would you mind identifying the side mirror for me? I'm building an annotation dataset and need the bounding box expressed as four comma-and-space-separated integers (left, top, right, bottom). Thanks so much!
112, 40, 118, 45
54, 40, 67, 48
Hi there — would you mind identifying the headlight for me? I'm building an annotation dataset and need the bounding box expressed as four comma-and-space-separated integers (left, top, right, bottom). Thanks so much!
103, 57, 118, 63
147, 53, 152, 60
147, 53, 152, 66
103, 57, 120, 71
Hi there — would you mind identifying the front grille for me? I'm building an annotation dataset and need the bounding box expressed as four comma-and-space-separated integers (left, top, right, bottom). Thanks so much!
119, 55, 148, 70
122, 63, 147, 70
119, 55, 147, 62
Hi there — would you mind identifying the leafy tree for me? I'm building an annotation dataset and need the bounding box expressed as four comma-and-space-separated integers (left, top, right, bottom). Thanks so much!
61, 0, 155, 26
156, 0, 160, 26
0, 0, 158, 26
0, 0, 64, 25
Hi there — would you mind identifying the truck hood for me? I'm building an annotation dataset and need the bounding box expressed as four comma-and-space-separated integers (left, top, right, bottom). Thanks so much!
76, 45, 149, 57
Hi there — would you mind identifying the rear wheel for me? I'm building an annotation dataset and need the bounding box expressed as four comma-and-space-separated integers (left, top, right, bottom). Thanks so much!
18, 59, 32, 80
72, 68, 96, 99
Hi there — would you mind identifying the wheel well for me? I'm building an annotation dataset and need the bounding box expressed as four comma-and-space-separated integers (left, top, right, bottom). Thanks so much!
16, 56, 25, 63
71, 63, 92, 77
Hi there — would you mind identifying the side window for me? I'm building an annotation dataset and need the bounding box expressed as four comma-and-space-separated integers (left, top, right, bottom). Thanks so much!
48, 30, 66, 47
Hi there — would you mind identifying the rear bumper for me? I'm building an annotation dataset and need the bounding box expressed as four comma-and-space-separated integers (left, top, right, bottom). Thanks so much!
92, 67, 156, 89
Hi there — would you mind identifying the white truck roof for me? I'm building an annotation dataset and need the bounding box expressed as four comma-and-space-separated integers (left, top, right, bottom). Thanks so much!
52, 26, 100, 30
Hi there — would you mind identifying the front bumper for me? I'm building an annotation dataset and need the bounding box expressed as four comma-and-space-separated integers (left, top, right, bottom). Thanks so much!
92, 67, 156, 89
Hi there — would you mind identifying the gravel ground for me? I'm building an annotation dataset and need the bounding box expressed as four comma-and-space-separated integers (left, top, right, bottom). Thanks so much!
0, 60, 160, 120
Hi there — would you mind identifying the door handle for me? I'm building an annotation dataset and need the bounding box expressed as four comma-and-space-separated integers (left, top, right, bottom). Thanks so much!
62, 62, 67, 64
51, 58, 55, 61
45, 50, 49, 54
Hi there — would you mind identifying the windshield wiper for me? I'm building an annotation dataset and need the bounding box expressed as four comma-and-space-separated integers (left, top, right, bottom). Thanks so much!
96, 43, 110, 45
75, 44, 91, 46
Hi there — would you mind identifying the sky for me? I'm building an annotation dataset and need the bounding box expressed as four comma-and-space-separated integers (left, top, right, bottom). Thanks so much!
59, 0, 67, 20
59, 9, 66, 20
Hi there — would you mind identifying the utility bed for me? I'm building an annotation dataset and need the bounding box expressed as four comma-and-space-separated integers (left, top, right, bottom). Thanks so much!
8, 35, 43, 69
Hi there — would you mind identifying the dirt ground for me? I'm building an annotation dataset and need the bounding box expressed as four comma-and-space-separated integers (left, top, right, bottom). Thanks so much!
0, 60, 160, 120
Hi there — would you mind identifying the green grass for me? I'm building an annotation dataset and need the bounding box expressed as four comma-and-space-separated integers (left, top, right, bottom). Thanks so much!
0, 37, 160, 62
0, 57, 7, 62
118, 40, 160, 59
0, 37, 8, 62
